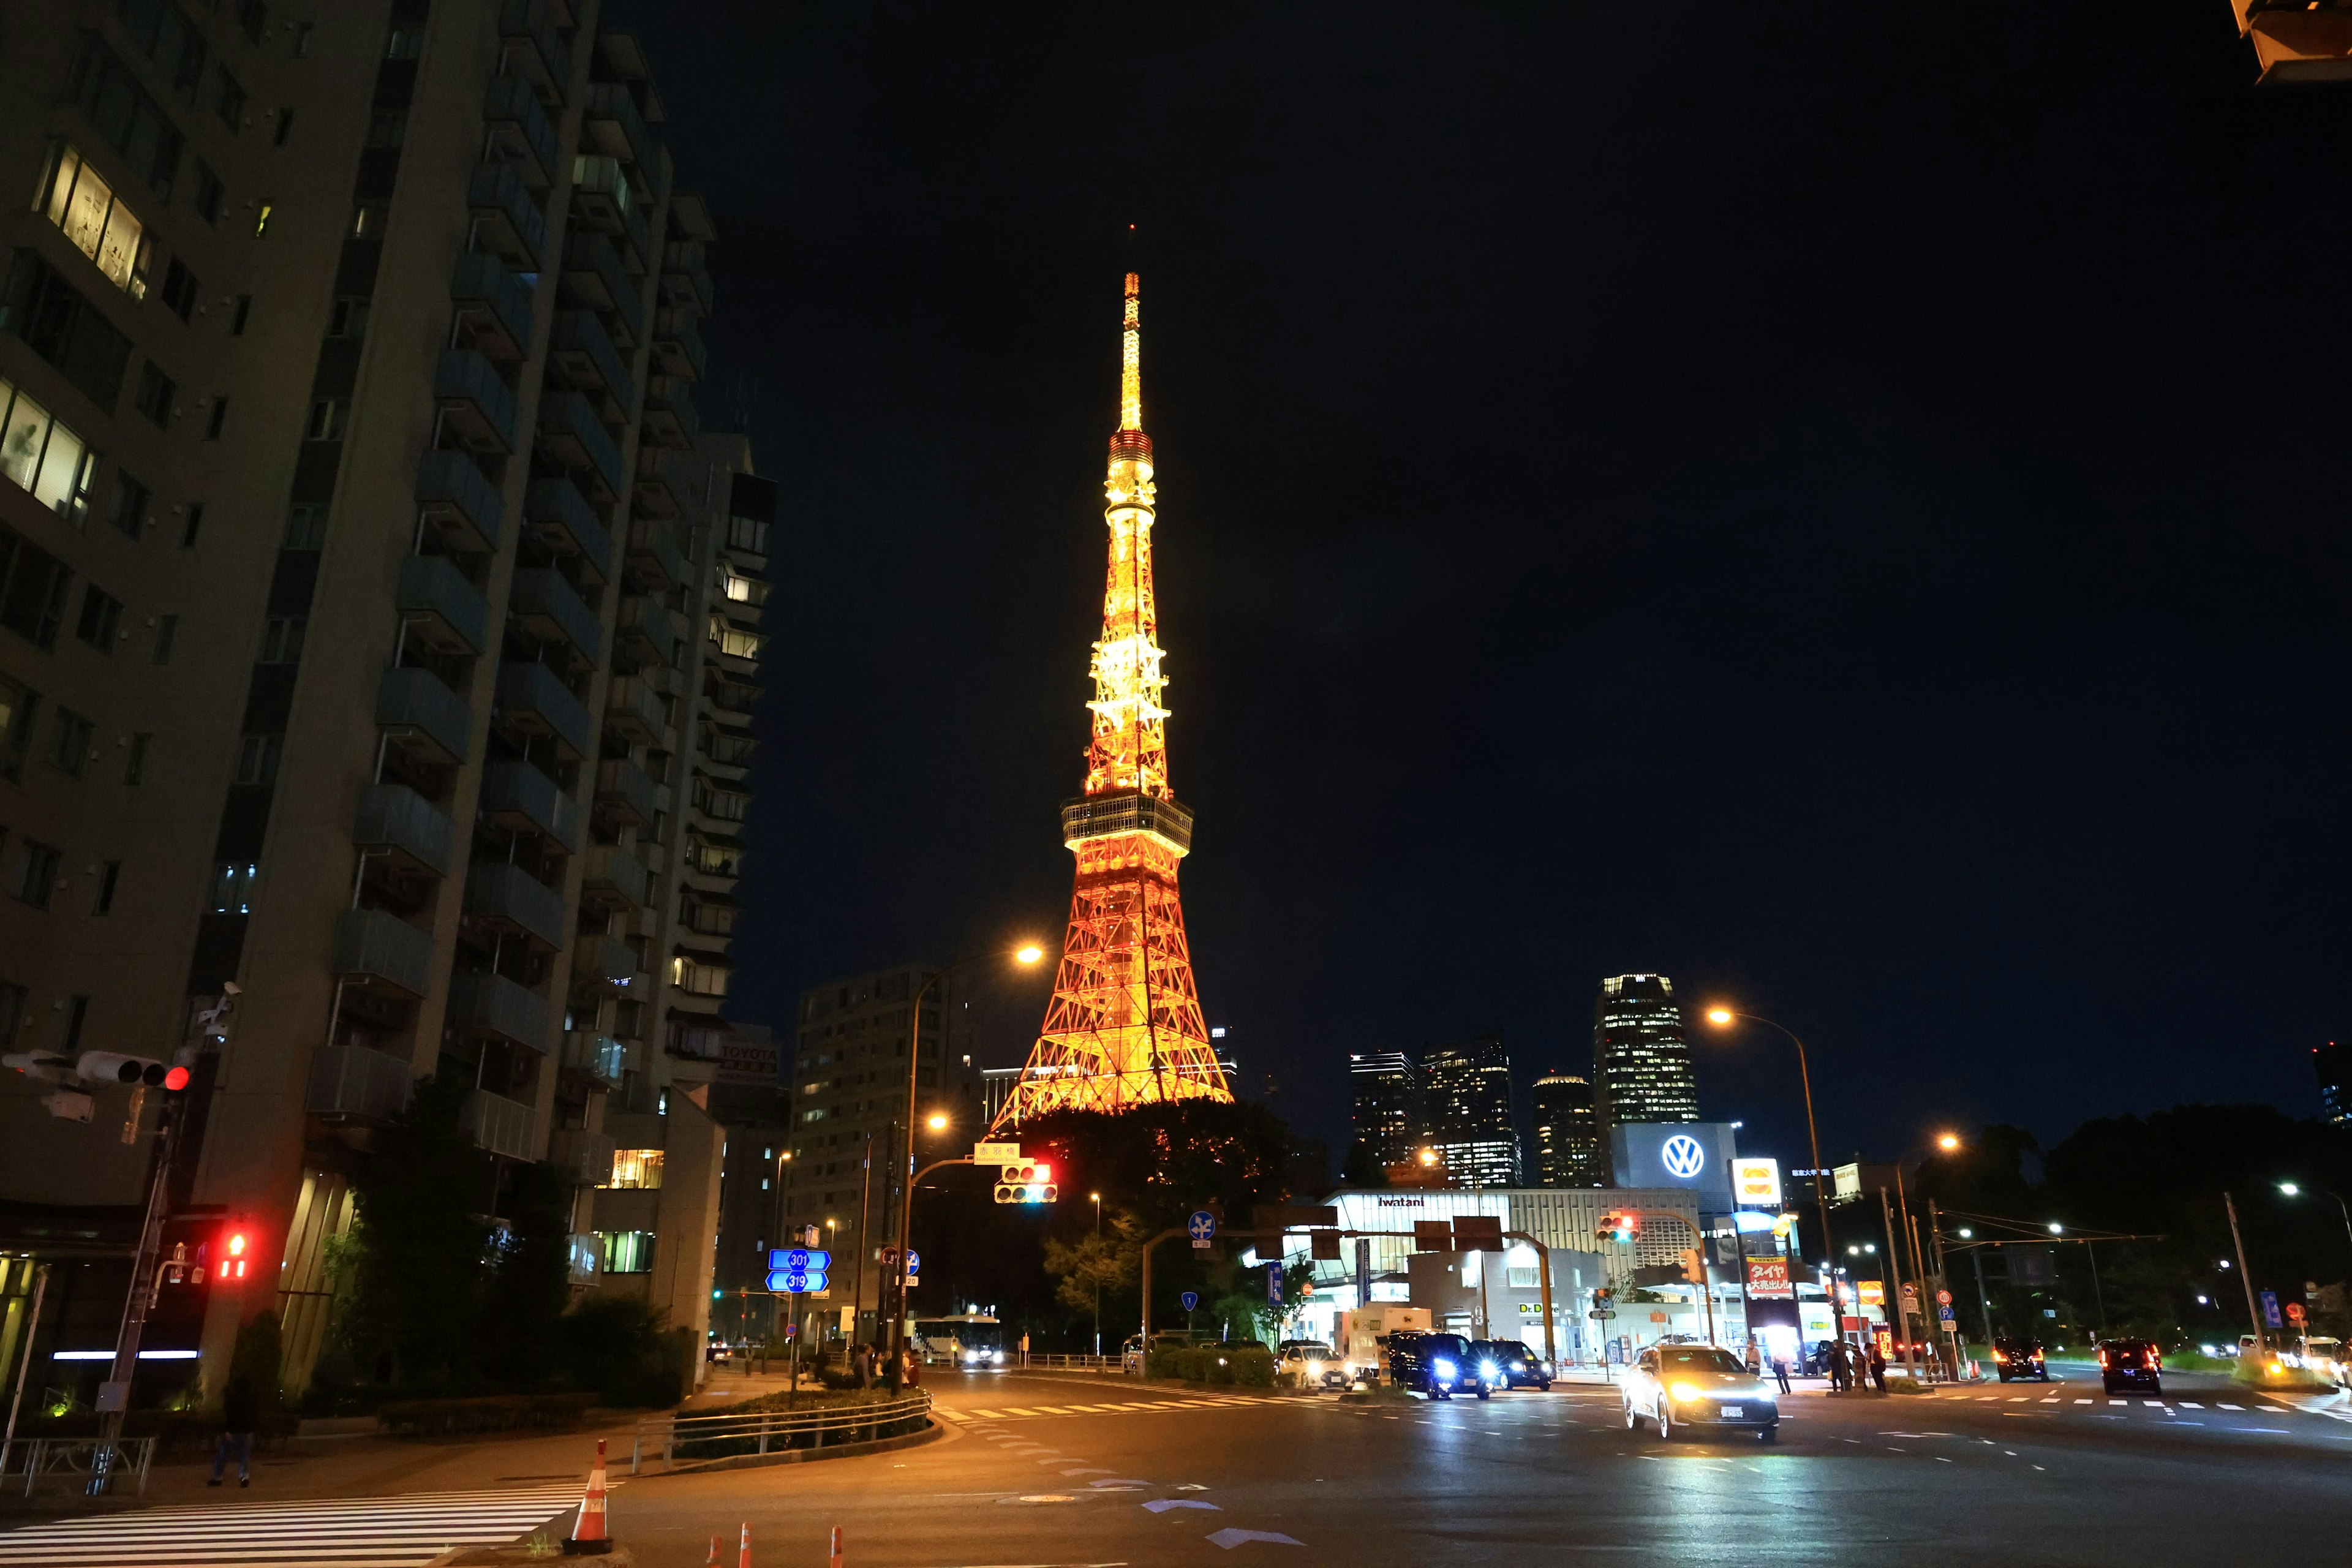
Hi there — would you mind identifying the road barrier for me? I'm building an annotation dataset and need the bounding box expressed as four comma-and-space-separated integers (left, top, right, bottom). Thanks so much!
6, 1436, 157, 1496
628, 1392, 931, 1474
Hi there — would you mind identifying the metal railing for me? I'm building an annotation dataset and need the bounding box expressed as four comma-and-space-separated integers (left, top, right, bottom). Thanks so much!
7, 1436, 156, 1496
629, 1392, 931, 1474
1009, 1353, 1124, 1371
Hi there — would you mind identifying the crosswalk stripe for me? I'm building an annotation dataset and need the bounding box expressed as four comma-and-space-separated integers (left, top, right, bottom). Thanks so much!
2179, 1401, 2203, 1409
968, 1408, 1005, 1417
2220, 1403, 2245, 1409
0, 1485, 584, 1568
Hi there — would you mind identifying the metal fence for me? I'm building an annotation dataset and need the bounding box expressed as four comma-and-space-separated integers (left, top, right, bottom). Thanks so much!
1012, 1353, 1125, 1372
3, 1437, 157, 1496
629, 1392, 930, 1474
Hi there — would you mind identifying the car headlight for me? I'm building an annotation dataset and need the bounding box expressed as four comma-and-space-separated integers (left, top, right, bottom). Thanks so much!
1306, 1361, 1322, 1376
1668, 1381, 1705, 1403
1479, 1360, 1499, 1377
1433, 1359, 1457, 1377
991, 1351, 1005, 1363
1510, 1360, 1526, 1372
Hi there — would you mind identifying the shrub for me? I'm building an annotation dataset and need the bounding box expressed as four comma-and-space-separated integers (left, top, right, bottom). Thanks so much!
554, 1297, 682, 1408
1231, 1348, 1275, 1388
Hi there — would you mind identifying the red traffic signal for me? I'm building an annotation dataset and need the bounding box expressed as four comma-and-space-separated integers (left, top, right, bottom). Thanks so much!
221, 1226, 253, 1280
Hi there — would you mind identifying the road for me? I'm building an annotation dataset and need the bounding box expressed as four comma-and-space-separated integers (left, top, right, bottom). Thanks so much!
5, 1366, 2349, 1566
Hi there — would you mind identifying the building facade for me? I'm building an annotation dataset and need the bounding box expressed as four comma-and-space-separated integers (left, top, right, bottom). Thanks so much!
1591, 973, 1699, 1131
0, 1, 762, 1403
1347, 1049, 1422, 1174
784, 967, 982, 1345
1420, 1031, 1518, 1189
1528, 1070, 1604, 1187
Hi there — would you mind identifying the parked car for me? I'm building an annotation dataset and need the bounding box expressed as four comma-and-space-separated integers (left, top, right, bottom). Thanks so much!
1123, 1330, 1195, 1373
1468, 1340, 1551, 1391
1385, 1331, 1473, 1399
1621, 1343, 1779, 1442
1991, 1337, 2049, 1382
2098, 1338, 2162, 1395
1276, 1342, 1346, 1388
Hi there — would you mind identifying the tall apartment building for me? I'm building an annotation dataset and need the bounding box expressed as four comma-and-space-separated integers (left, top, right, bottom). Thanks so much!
1420, 1031, 1518, 1189
785, 967, 982, 1346
1591, 973, 1700, 1132
1528, 1070, 1604, 1187
1348, 1049, 1423, 1174
0, 1, 766, 1403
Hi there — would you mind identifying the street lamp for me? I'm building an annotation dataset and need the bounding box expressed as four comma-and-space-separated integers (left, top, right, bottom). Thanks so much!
2277, 1180, 2352, 1278
1702, 1007, 1834, 1298
927, 1113, 949, 1132
1090, 1191, 1104, 1357
889, 941, 1049, 1360
1937, 1133, 1961, 1153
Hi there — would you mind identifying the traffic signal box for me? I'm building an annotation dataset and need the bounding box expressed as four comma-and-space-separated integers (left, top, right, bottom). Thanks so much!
1597, 1212, 1640, 1245
993, 1161, 1057, 1204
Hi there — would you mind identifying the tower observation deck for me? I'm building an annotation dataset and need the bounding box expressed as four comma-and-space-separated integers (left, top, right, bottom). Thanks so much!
992, 273, 1234, 1125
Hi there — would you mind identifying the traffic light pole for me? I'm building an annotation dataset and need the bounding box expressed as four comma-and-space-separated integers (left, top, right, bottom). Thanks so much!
89, 1096, 180, 1494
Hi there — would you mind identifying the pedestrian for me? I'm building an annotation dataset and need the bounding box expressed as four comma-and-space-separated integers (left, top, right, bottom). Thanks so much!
903, 1344, 922, 1389
208, 1376, 258, 1488
1744, 1339, 1762, 1376
1868, 1341, 1888, 1393
1834, 1341, 1854, 1393
853, 1341, 872, 1389
1772, 1352, 1793, 1395
886, 1343, 906, 1393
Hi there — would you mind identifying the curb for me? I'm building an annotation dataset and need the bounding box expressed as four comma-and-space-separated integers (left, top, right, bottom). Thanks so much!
638, 1420, 944, 1477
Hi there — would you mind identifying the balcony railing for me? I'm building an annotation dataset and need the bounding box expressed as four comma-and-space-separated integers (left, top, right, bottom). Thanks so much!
625, 518, 686, 591
331, 909, 435, 997
353, 781, 456, 878
467, 160, 548, 269
575, 932, 638, 992
376, 666, 472, 766
654, 310, 707, 382
595, 757, 658, 828
498, 0, 568, 105
448, 968, 552, 1050
661, 245, 715, 316
462, 1088, 537, 1161
451, 251, 537, 362
584, 81, 655, 175
537, 390, 624, 500
508, 567, 603, 667
524, 475, 613, 582
550, 1125, 619, 1185
494, 661, 592, 760
642, 374, 699, 448
562, 232, 643, 345
582, 843, 651, 911
414, 449, 503, 555
307, 1044, 414, 1122
478, 758, 578, 850
632, 450, 685, 519
617, 595, 682, 670
464, 861, 567, 951
551, 309, 635, 413
559, 1032, 630, 1090
434, 349, 519, 454
604, 676, 669, 746
484, 73, 559, 187
395, 554, 489, 657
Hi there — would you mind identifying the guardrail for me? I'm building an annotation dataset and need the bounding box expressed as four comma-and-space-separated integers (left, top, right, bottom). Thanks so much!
5, 1436, 156, 1496
1008, 1353, 1125, 1371
628, 1392, 931, 1474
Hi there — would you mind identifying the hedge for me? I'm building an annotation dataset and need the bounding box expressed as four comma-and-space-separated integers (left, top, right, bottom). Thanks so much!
376, 1392, 600, 1438
1145, 1346, 1274, 1387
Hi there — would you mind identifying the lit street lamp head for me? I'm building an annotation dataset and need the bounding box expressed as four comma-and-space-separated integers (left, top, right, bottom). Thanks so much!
1937, 1133, 1961, 1152
1704, 1007, 1735, 1027
2280, 1182, 2302, 1196
926, 1113, 948, 1131
1015, 943, 1046, 965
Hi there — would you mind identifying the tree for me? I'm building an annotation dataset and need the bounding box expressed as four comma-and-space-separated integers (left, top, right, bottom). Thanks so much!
1041, 1210, 1145, 1319
339, 1070, 491, 1387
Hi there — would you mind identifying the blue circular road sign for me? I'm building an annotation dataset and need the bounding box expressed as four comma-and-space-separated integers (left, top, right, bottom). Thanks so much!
1180, 1291, 1200, 1311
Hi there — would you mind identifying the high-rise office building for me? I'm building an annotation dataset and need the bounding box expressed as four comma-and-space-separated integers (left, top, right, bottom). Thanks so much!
785, 967, 983, 1344
1592, 974, 1699, 1131
0, 2, 761, 1403
1349, 1049, 1423, 1172
2318, 1042, 2350, 1125
1421, 1031, 1518, 1189
1529, 1070, 1604, 1187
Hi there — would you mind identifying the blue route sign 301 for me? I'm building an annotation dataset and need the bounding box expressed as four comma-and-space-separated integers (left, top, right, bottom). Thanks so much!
769, 1248, 832, 1273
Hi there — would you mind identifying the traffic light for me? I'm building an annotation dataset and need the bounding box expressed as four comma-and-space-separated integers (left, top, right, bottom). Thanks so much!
993, 1161, 1057, 1204
220, 1224, 254, 1281
1597, 1212, 1639, 1244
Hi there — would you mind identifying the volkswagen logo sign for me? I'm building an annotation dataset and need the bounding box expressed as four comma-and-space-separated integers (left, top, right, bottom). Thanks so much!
1660, 1134, 1706, 1180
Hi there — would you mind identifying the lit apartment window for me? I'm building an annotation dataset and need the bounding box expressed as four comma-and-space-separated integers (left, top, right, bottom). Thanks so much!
0, 379, 95, 527
209, 861, 258, 914
669, 956, 731, 997
595, 1231, 655, 1274
605, 1148, 666, 1189
39, 145, 151, 297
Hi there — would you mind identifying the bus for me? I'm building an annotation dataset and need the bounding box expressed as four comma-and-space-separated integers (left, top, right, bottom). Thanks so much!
910, 1314, 1006, 1368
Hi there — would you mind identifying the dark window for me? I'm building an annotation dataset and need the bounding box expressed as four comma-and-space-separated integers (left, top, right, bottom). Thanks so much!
273, 108, 295, 148
192, 162, 224, 225
0, 251, 135, 409
0, 522, 72, 649
238, 0, 266, 42
124, 730, 148, 784
386, 29, 423, 59
116, 0, 209, 104
258, 616, 305, 663
94, 862, 119, 914
134, 361, 175, 426
209, 861, 257, 913
52, 709, 92, 775
294, 22, 312, 56
350, 202, 389, 239
110, 474, 149, 539
213, 67, 246, 131
234, 733, 279, 786
282, 503, 327, 549
75, 586, 121, 650
365, 110, 406, 149
327, 296, 369, 338
0, 675, 36, 782
180, 501, 203, 547
61, 996, 89, 1050
0, 982, 24, 1041
203, 396, 227, 439
63, 36, 185, 194
306, 399, 344, 440
13, 842, 59, 907
151, 614, 176, 664
230, 295, 251, 334
159, 258, 198, 322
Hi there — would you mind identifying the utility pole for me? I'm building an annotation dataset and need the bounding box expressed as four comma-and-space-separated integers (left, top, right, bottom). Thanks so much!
1880, 1188, 1919, 1383
90, 1098, 181, 1494
2225, 1190, 2266, 1359
1, 1263, 50, 1479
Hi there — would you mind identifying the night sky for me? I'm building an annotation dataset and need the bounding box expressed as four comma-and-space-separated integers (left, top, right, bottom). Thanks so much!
617, 3, 2352, 1172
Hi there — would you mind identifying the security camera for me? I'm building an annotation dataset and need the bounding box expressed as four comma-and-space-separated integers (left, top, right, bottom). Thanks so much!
222, 981, 243, 997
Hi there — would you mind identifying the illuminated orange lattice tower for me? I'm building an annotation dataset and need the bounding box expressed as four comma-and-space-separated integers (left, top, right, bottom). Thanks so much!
993, 274, 1234, 1126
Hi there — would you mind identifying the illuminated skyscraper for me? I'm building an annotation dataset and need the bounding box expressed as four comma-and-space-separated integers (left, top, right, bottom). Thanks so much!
1529, 1071, 1605, 1186
992, 274, 1231, 1123
1421, 1031, 1518, 1189
1591, 974, 1700, 1131
1349, 1050, 1425, 1172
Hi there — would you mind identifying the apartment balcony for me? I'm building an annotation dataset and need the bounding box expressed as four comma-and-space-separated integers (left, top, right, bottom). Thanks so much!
560, 1031, 633, 1088
306, 1044, 414, 1123
567, 1232, 600, 1283
524, 475, 613, 584
641, 374, 699, 449
625, 518, 685, 592
604, 675, 669, 747
394, 554, 489, 657
692, 777, 751, 830
434, 349, 519, 455
652, 309, 707, 382
581, 843, 650, 913
702, 674, 760, 725
551, 309, 635, 416
447, 968, 552, 1050
450, 251, 536, 363
464, 861, 567, 951
467, 160, 548, 269
660, 244, 714, 317
461, 1088, 537, 1161
376, 666, 471, 767
494, 661, 592, 760
497, 0, 569, 105
353, 781, 456, 879
561, 232, 642, 347
573, 932, 640, 996
594, 756, 658, 829
616, 595, 682, 671
583, 81, 655, 175
631, 450, 685, 520
570, 156, 650, 270
331, 908, 435, 997
483, 74, 559, 187
508, 567, 603, 669
537, 390, 624, 500
549, 1125, 618, 1185
478, 758, 578, 850
414, 449, 503, 556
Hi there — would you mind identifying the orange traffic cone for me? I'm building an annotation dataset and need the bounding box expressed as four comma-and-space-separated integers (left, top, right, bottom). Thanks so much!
829, 1526, 844, 1568
737, 1522, 753, 1568
706, 1536, 722, 1565
561, 1439, 612, 1556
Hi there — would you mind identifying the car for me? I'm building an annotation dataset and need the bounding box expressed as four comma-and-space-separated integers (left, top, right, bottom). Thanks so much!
1468, 1340, 1552, 1391
1991, 1337, 2049, 1382
1621, 1343, 1779, 1442
1384, 1331, 1473, 1399
1123, 1330, 1195, 1373
1276, 1342, 1346, 1388
2098, 1338, 2162, 1394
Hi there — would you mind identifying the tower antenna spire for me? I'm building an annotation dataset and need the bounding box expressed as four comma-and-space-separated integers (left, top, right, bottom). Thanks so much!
1119, 271, 1142, 435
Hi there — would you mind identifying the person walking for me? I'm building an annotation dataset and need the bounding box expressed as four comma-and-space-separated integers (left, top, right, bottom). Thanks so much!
208, 1376, 258, 1488
902, 1344, 922, 1389
1771, 1351, 1793, 1395
1744, 1339, 1762, 1376
1868, 1341, 1888, 1393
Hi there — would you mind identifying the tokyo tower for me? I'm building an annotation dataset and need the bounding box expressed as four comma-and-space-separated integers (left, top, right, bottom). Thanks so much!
992, 273, 1234, 1126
